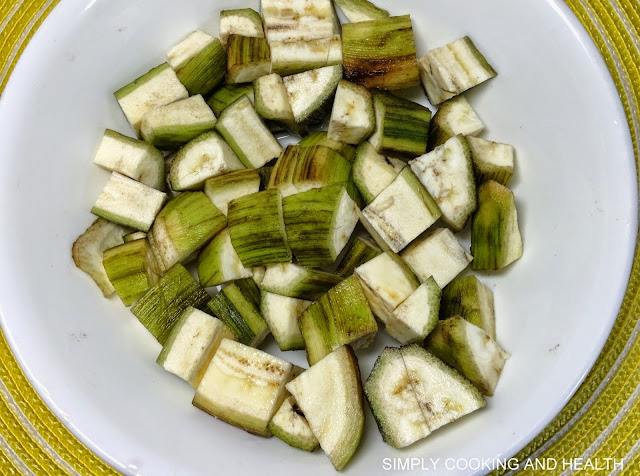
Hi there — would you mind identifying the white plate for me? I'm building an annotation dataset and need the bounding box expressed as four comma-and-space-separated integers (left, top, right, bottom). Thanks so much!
0, 0, 636, 475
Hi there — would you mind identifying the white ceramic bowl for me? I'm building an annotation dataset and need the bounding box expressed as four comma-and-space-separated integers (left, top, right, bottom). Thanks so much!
0, 0, 636, 475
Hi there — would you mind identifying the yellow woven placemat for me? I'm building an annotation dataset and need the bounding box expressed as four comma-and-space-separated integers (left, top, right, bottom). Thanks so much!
0, 1, 639, 474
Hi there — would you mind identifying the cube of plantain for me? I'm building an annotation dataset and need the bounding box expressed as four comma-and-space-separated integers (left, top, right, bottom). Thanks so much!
92, 172, 167, 232
72, 218, 129, 297
401, 228, 473, 288
409, 134, 477, 231
168, 131, 245, 191
327, 80, 375, 145
261, 0, 339, 42
364, 347, 430, 448
380, 346, 485, 444
227, 189, 291, 267
253, 73, 298, 133
283, 185, 360, 268
115, 63, 188, 136
334, 0, 389, 22
286, 145, 352, 193
131, 263, 211, 344
369, 90, 432, 160
285, 346, 364, 470
365, 344, 485, 448
298, 276, 378, 365
428, 96, 484, 151
220, 8, 265, 49
466, 136, 515, 186
361, 168, 441, 253
401, 344, 486, 432
440, 275, 496, 339
387, 277, 441, 344
471, 180, 523, 270
207, 278, 269, 347
215, 96, 282, 169
148, 192, 227, 273
270, 36, 340, 77
258, 262, 342, 300
268, 145, 353, 198
226, 35, 271, 84
268, 395, 319, 452
355, 251, 419, 323
93, 129, 165, 190
194, 338, 294, 437
140, 95, 217, 150
419, 36, 496, 106
342, 15, 420, 90
206, 83, 254, 116
298, 131, 357, 163
425, 317, 510, 396
203, 169, 260, 217
197, 228, 253, 288
335, 236, 381, 278
102, 238, 160, 306
283, 65, 342, 128
157, 307, 236, 387
167, 30, 226, 97
261, 292, 312, 351
351, 141, 405, 204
